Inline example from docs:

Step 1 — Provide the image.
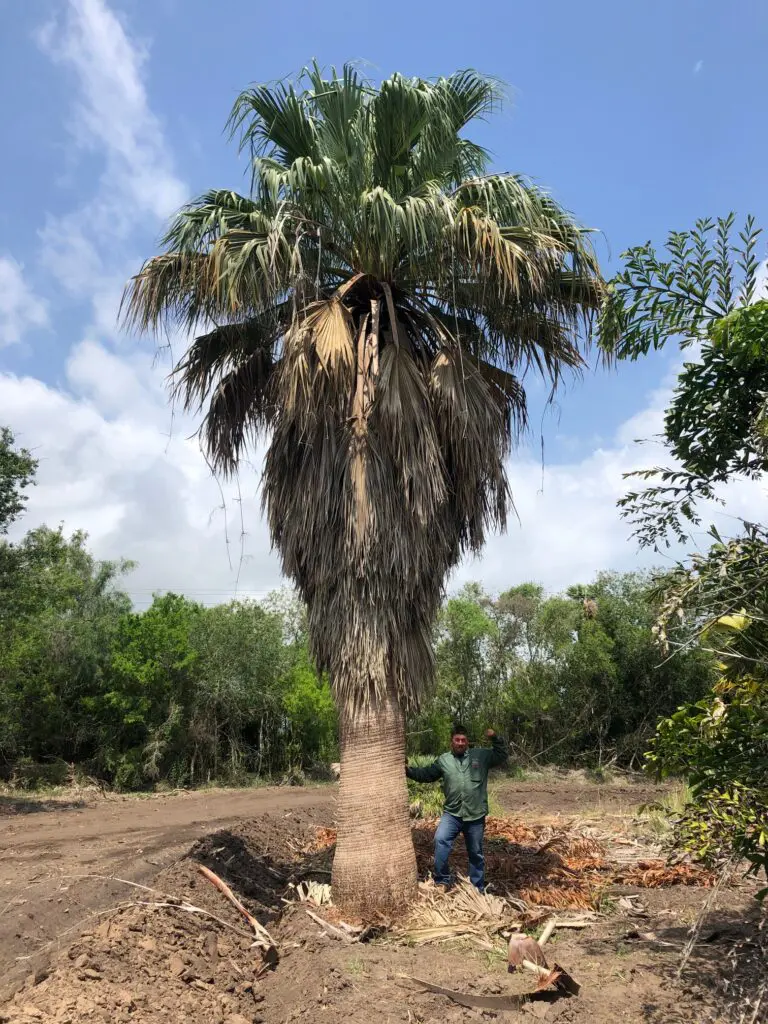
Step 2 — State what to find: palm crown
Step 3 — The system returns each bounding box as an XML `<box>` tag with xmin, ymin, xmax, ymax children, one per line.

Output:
<box><xmin>123</xmin><ymin>64</ymin><xmax>602</xmax><ymax>715</ymax></box>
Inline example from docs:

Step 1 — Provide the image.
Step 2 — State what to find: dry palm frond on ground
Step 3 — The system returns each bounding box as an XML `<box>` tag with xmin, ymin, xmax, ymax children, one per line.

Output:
<box><xmin>306</xmin><ymin>817</ymin><xmax>716</xmax><ymax>910</ymax></box>
<box><xmin>400</xmin><ymin>878</ymin><xmax>524</xmax><ymax>943</ymax></box>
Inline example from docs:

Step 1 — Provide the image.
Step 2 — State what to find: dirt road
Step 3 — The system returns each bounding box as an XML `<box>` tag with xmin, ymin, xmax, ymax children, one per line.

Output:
<box><xmin>0</xmin><ymin>786</ymin><xmax>333</xmax><ymax>998</ymax></box>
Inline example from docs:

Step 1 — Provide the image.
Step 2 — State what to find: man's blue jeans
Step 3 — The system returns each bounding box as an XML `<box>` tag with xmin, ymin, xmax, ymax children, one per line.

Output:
<box><xmin>434</xmin><ymin>812</ymin><xmax>485</xmax><ymax>891</ymax></box>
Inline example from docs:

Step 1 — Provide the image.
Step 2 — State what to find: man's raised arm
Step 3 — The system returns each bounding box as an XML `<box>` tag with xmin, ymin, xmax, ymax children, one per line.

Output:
<box><xmin>486</xmin><ymin>729</ymin><xmax>508</xmax><ymax>768</ymax></box>
<box><xmin>406</xmin><ymin>759</ymin><xmax>442</xmax><ymax>782</ymax></box>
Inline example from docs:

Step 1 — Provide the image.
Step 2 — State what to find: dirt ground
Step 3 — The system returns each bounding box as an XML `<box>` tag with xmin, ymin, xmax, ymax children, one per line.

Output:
<box><xmin>1</xmin><ymin>775</ymin><xmax>765</xmax><ymax>1023</ymax></box>
<box><xmin>0</xmin><ymin>785</ymin><xmax>331</xmax><ymax>1000</ymax></box>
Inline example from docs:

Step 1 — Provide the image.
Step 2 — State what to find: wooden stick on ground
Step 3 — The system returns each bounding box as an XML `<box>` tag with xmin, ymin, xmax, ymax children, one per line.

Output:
<box><xmin>523</xmin><ymin>959</ymin><xmax>554</xmax><ymax>977</ymax></box>
<box><xmin>136</xmin><ymin>900</ymin><xmax>254</xmax><ymax>940</ymax></box>
<box><xmin>197</xmin><ymin>865</ymin><xmax>278</xmax><ymax>964</ymax></box>
<box><xmin>305</xmin><ymin>908</ymin><xmax>356</xmax><ymax>943</ymax></box>
<box><xmin>538</xmin><ymin>918</ymin><xmax>557</xmax><ymax>947</ymax></box>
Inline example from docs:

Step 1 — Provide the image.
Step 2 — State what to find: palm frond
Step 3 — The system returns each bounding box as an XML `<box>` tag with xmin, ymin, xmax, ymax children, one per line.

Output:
<box><xmin>199</xmin><ymin>348</ymin><xmax>276</xmax><ymax>473</ymax></box>
<box><xmin>229</xmin><ymin>80</ymin><xmax>319</xmax><ymax>166</ymax></box>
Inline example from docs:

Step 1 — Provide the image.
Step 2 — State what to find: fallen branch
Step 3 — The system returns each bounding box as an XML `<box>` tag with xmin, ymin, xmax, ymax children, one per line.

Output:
<box><xmin>676</xmin><ymin>858</ymin><xmax>734</xmax><ymax>979</ymax></box>
<box><xmin>305</xmin><ymin>908</ymin><xmax>356</xmax><ymax>943</ymax></box>
<box><xmin>338</xmin><ymin>921</ymin><xmax>363</xmax><ymax>936</ymax></box>
<box><xmin>401</xmin><ymin>975</ymin><xmax>561</xmax><ymax>1011</ymax></box>
<box><xmin>624</xmin><ymin>929</ymin><xmax>679</xmax><ymax>948</ymax></box>
<box><xmin>523</xmin><ymin>958</ymin><xmax>555</xmax><ymax>977</ymax></box>
<box><xmin>62</xmin><ymin>874</ymin><xmax>179</xmax><ymax>901</ymax></box>
<box><xmin>197</xmin><ymin>865</ymin><xmax>278</xmax><ymax>966</ymax></box>
<box><xmin>406</xmin><ymin>924</ymin><xmax>493</xmax><ymax>944</ymax></box>
<box><xmin>538</xmin><ymin>918</ymin><xmax>557</xmax><ymax>946</ymax></box>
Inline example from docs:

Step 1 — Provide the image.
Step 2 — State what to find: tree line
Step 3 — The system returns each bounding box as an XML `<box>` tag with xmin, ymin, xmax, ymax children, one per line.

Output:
<box><xmin>414</xmin><ymin>575</ymin><xmax>712</xmax><ymax>770</ymax></box>
<box><xmin>0</xmin><ymin>432</ymin><xmax>712</xmax><ymax>790</ymax></box>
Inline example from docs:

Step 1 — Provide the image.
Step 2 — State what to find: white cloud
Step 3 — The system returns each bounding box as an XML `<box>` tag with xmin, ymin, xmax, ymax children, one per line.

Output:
<box><xmin>753</xmin><ymin>259</ymin><xmax>768</xmax><ymax>301</ymax></box>
<box><xmin>3</xmin><ymin>342</ymin><xmax>279</xmax><ymax>607</ymax></box>
<box><xmin>36</xmin><ymin>0</ymin><xmax>187</xmax><ymax>331</ymax></box>
<box><xmin>454</xmin><ymin>382</ymin><xmax>768</xmax><ymax>595</ymax></box>
<box><xmin>37</xmin><ymin>0</ymin><xmax>186</xmax><ymax>221</ymax></box>
<box><xmin>0</xmin><ymin>257</ymin><xmax>49</xmax><ymax>346</ymax></box>
<box><xmin>693</xmin><ymin>60</ymin><xmax>704</xmax><ymax>75</ymax></box>
<box><xmin>4</xmin><ymin>344</ymin><xmax>767</xmax><ymax>609</ymax></box>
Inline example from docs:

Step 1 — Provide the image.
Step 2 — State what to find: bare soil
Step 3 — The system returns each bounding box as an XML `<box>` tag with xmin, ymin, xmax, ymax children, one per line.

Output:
<box><xmin>0</xmin><ymin>786</ymin><xmax>331</xmax><ymax>1000</ymax></box>
<box><xmin>1</xmin><ymin>777</ymin><xmax>765</xmax><ymax>1024</ymax></box>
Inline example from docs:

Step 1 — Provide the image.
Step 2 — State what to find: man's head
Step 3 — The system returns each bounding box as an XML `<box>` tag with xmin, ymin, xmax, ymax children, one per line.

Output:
<box><xmin>450</xmin><ymin>725</ymin><xmax>469</xmax><ymax>756</ymax></box>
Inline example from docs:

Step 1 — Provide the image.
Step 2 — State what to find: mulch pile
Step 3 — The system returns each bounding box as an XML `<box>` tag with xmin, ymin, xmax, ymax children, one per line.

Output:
<box><xmin>305</xmin><ymin>817</ymin><xmax>716</xmax><ymax>910</ymax></box>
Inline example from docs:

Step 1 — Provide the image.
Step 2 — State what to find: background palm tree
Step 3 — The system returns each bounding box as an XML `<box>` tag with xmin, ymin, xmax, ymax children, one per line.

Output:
<box><xmin>123</xmin><ymin>63</ymin><xmax>603</xmax><ymax>915</ymax></box>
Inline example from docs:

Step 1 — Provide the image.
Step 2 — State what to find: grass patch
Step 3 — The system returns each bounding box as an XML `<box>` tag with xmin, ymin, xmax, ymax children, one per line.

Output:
<box><xmin>346</xmin><ymin>956</ymin><xmax>366</xmax><ymax>978</ymax></box>
<box><xmin>406</xmin><ymin>755</ymin><xmax>445</xmax><ymax>818</ymax></box>
<box><xmin>597</xmin><ymin>891</ymin><xmax>619</xmax><ymax>916</ymax></box>
<box><xmin>478</xmin><ymin>945</ymin><xmax>508</xmax><ymax>971</ymax></box>
<box><xmin>639</xmin><ymin>781</ymin><xmax>692</xmax><ymax>840</ymax></box>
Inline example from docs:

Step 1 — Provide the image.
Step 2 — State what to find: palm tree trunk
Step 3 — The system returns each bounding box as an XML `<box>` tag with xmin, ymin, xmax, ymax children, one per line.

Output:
<box><xmin>331</xmin><ymin>684</ymin><xmax>417</xmax><ymax>916</ymax></box>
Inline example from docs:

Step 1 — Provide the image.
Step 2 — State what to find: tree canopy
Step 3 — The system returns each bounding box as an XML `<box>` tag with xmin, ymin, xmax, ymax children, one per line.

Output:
<box><xmin>0</xmin><ymin>427</ymin><xmax>37</xmax><ymax>534</ymax></box>
<box><xmin>122</xmin><ymin>64</ymin><xmax>603</xmax><ymax>716</ymax></box>
<box><xmin>601</xmin><ymin>212</ymin><xmax>768</xmax><ymax>890</ymax></box>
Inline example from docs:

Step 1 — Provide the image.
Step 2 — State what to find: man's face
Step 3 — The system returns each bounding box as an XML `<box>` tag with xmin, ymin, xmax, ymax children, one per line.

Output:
<box><xmin>451</xmin><ymin>733</ymin><xmax>469</xmax><ymax>756</ymax></box>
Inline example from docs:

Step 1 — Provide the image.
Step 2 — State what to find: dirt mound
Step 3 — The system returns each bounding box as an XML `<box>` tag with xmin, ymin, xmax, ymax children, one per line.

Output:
<box><xmin>2</xmin><ymin>892</ymin><xmax>264</xmax><ymax>1024</ymax></box>
<box><xmin>0</xmin><ymin>808</ymin><xmax>485</xmax><ymax>1024</ymax></box>
<box><xmin>0</xmin><ymin>809</ymin><xmax>329</xmax><ymax>1024</ymax></box>
<box><xmin>187</xmin><ymin>807</ymin><xmax>328</xmax><ymax>914</ymax></box>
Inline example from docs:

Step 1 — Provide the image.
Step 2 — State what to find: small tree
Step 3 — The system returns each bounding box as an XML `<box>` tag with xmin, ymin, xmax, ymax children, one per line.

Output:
<box><xmin>600</xmin><ymin>214</ymin><xmax>765</xmax><ymax>547</ymax></box>
<box><xmin>600</xmin><ymin>213</ymin><xmax>768</xmax><ymax>890</ymax></box>
<box><xmin>0</xmin><ymin>526</ymin><xmax>132</xmax><ymax>766</ymax></box>
<box><xmin>0</xmin><ymin>427</ymin><xmax>37</xmax><ymax>534</ymax></box>
<box><xmin>648</xmin><ymin>531</ymin><xmax>768</xmax><ymax>892</ymax></box>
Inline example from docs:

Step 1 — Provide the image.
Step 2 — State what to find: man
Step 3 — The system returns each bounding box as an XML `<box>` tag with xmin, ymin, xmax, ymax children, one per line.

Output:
<box><xmin>406</xmin><ymin>725</ymin><xmax>507</xmax><ymax>891</ymax></box>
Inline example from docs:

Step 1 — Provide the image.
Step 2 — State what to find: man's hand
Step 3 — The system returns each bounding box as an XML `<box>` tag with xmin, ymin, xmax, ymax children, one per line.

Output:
<box><xmin>486</xmin><ymin>729</ymin><xmax>496</xmax><ymax>739</ymax></box>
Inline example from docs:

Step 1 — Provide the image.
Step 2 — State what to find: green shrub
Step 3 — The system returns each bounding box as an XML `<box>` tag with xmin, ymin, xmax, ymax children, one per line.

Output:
<box><xmin>406</xmin><ymin>754</ymin><xmax>444</xmax><ymax>818</ymax></box>
<box><xmin>649</xmin><ymin>601</ymin><xmax>768</xmax><ymax>895</ymax></box>
<box><xmin>9</xmin><ymin>757</ymin><xmax>70</xmax><ymax>790</ymax></box>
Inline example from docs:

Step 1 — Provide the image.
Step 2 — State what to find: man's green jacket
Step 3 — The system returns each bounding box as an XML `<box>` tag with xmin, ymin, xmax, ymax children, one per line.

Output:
<box><xmin>406</xmin><ymin>735</ymin><xmax>507</xmax><ymax>821</ymax></box>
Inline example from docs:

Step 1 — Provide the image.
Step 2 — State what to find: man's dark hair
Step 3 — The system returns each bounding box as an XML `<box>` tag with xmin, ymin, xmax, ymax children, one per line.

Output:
<box><xmin>451</xmin><ymin>724</ymin><xmax>469</xmax><ymax>738</ymax></box>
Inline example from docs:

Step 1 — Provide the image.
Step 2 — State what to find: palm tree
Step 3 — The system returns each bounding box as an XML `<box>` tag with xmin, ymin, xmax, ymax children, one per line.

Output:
<box><xmin>123</xmin><ymin>64</ymin><xmax>603</xmax><ymax>915</ymax></box>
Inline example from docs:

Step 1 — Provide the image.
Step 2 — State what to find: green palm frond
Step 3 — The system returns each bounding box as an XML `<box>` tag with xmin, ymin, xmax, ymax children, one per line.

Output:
<box><xmin>123</xmin><ymin>63</ymin><xmax>603</xmax><ymax>713</ymax></box>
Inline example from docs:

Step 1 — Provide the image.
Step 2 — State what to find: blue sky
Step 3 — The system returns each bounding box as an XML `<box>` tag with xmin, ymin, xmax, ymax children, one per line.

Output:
<box><xmin>1</xmin><ymin>0</ymin><xmax>767</xmax><ymax>604</ymax></box>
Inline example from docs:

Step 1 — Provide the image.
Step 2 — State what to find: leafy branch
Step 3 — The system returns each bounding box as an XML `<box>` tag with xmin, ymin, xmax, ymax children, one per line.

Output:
<box><xmin>600</xmin><ymin>214</ymin><xmax>762</xmax><ymax>361</ymax></box>
<box><xmin>600</xmin><ymin>215</ymin><xmax>766</xmax><ymax>547</ymax></box>
<box><xmin>617</xmin><ymin>467</ymin><xmax>720</xmax><ymax>549</ymax></box>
